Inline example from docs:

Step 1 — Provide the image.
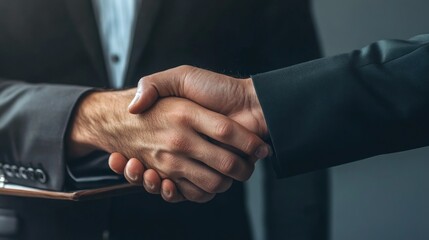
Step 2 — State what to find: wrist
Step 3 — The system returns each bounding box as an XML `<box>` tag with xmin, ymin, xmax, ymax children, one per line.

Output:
<box><xmin>67</xmin><ymin>90</ymin><xmax>130</xmax><ymax>158</ymax></box>
<box><xmin>67</xmin><ymin>91</ymin><xmax>101</xmax><ymax>159</ymax></box>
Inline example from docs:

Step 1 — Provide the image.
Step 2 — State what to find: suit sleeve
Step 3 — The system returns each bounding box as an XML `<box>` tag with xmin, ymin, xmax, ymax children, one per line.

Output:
<box><xmin>252</xmin><ymin>34</ymin><xmax>429</xmax><ymax>178</ymax></box>
<box><xmin>0</xmin><ymin>80</ymin><xmax>92</xmax><ymax>190</ymax></box>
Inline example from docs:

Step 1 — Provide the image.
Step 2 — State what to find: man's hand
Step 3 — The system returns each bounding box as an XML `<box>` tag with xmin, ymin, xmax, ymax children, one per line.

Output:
<box><xmin>109</xmin><ymin>154</ymin><xmax>185</xmax><ymax>202</ymax></box>
<box><xmin>68</xmin><ymin>89</ymin><xmax>269</xmax><ymax>202</ymax></box>
<box><xmin>129</xmin><ymin>65</ymin><xmax>268</xmax><ymax>138</ymax></box>
<box><xmin>109</xmin><ymin>66</ymin><xmax>271</xmax><ymax>202</ymax></box>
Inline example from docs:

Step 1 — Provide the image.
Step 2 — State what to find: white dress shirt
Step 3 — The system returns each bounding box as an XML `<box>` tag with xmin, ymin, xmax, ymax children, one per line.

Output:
<box><xmin>92</xmin><ymin>0</ymin><xmax>140</xmax><ymax>89</ymax></box>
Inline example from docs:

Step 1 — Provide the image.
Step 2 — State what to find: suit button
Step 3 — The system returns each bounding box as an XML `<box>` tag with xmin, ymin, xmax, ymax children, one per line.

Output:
<box><xmin>3</xmin><ymin>164</ymin><xmax>13</xmax><ymax>178</ymax></box>
<box><xmin>111</xmin><ymin>54</ymin><xmax>120</xmax><ymax>63</ymax></box>
<box><xmin>26</xmin><ymin>168</ymin><xmax>35</xmax><ymax>181</ymax></box>
<box><xmin>35</xmin><ymin>169</ymin><xmax>47</xmax><ymax>183</ymax></box>
<box><xmin>11</xmin><ymin>165</ymin><xmax>20</xmax><ymax>178</ymax></box>
<box><xmin>19</xmin><ymin>167</ymin><xmax>28</xmax><ymax>180</ymax></box>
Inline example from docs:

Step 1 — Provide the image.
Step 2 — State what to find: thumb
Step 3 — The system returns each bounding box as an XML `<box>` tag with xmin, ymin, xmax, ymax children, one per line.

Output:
<box><xmin>128</xmin><ymin>70</ymin><xmax>182</xmax><ymax>114</ymax></box>
<box><xmin>128</xmin><ymin>78</ymin><xmax>159</xmax><ymax>114</ymax></box>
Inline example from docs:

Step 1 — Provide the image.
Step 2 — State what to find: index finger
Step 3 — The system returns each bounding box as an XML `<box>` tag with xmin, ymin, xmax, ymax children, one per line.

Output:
<box><xmin>191</xmin><ymin>107</ymin><xmax>270</xmax><ymax>161</ymax></box>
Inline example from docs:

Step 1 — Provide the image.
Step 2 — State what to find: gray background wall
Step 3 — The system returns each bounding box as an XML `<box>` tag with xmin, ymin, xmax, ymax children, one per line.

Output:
<box><xmin>246</xmin><ymin>0</ymin><xmax>429</xmax><ymax>239</ymax></box>
<box><xmin>312</xmin><ymin>0</ymin><xmax>429</xmax><ymax>239</ymax></box>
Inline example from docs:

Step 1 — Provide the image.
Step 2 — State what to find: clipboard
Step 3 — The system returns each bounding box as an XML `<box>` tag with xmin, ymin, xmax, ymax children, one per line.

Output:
<box><xmin>0</xmin><ymin>181</ymin><xmax>142</xmax><ymax>201</ymax></box>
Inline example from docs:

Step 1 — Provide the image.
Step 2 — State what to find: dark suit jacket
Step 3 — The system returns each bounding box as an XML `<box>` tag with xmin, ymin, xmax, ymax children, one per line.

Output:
<box><xmin>253</xmin><ymin>34</ymin><xmax>429</xmax><ymax>177</ymax></box>
<box><xmin>0</xmin><ymin>0</ymin><xmax>325</xmax><ymax>239</ymax></box>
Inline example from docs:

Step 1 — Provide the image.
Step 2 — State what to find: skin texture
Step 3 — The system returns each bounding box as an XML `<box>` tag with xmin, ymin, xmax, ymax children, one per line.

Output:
<box><xmin>68</xmin><ymin>87</ymin><xmax>269</xmax><ymax>203</ymax></box>
<box><xmin>109</xmin><ymin>66</ymin><xmax>269</xmax><ymax>202</ymax></box>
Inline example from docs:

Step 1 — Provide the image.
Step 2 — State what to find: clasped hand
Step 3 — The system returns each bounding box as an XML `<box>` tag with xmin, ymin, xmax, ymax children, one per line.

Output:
<box><xmin>105</xmin><ymin>66</ymin><xmax>270</xmax><ymax>202</ymax></box>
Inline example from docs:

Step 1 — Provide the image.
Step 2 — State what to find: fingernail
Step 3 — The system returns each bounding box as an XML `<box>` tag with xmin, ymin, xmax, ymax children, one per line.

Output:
<box><xmin>163</xmin><ymin>188</ymin><xmax>171</xmax><ymax>198</ymax></box>
<box><xmin>255</xmin><ymin>145</ymin><xmax>269</xmax><ymax>159</ymax></box>
<box><xmin>128</xmin><ymin>91</ymin><xmax>141</xmax><ymax>109</ymax></box>
<box><xmin>126</xmin><ymin>168</ymin><xmax>138</xmax><ymax>181</ymax></box>
<box><xmin>144</xmin><ymin>178</ymin><xmax>154</xmax><ymax>190</ymax></box>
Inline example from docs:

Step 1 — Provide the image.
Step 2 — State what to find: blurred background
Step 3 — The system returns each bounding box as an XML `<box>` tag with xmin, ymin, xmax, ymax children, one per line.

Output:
<box><xmin>246</xmin><ymin>0</ymin><xmax>429</xmax><ymax>239</ymax></box>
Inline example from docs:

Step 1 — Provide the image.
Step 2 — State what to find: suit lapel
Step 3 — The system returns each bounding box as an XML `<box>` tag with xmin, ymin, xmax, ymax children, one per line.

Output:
<box><xmin>64</xmin><ymin>0</ymin><xmax>109</xmax><ymax>86</ymax></box>
<box><xmin>124</xmin><ymin>0</ymin><xmax>164</xmax><ymax>86</ymax></box>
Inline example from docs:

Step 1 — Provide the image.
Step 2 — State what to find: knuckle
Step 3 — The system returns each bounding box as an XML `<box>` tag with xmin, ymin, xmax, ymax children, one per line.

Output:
<box><xmin>177</xmin><ymin>65</ymin><xmax>193</xmax><ymax>72</ymax></box>
<box><xmin>173</xmin><ymin>103</ymin><xmax>187</xmax><ymax>114</ymax></box>
<box><xmin>139</xmin><ymin>75</ymin><xmax>154</xmax><ymax>84</ymax></box>
<box><xmin>175</xmin><ymin>111</ymin><xmax>191</xmax><ymax>125</ymax></box>
<box><xmin>159</xmin><ymin>153</ymin><xmax>183</xmax><ymax>175</ymax></box>
<box><xmin>242</xmin><ymin>135</ymin><xmax>260</xmax><ymax>155</ymax></box>
<box><xmin>214</xmin><ymin>119</ymin><xmax>234</xmax><ymax>139</ymax></box>
<box><xmin>167</xmin><ymin>134</ymin><xmax>191</xmax><ymax>153</ymax></box>
<box><xmin>218</xmin><ymin>154</ymin><xmax>238</xmax><ymax>176</ymax></box>
<box><xmin>206</xmin><ymin>175</ymin><xmax>233</xmax><ymax>193</ymax></box>
<box><xmin>170</xmin><ymin>107</ymin><xmax>192</xmax><ymax>124</ymax></box>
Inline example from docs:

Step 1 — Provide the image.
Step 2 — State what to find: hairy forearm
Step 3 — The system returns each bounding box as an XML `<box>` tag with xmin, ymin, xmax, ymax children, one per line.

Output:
<box><xmin>67</xmin><ymin>90</ymin><xmax>134</xmax><ymax>159</ymax></box>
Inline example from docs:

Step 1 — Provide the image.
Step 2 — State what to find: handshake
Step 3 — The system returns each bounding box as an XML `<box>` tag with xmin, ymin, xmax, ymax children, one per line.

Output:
<box><xmin>67</xmin><ymin>36</ymin><xmax>429</xmax><ymax>204</ymax></box>
<box><xmin>68</xmin><ymin>66</ymin><xmax>271</xmax><ymax>203</ymax></box>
